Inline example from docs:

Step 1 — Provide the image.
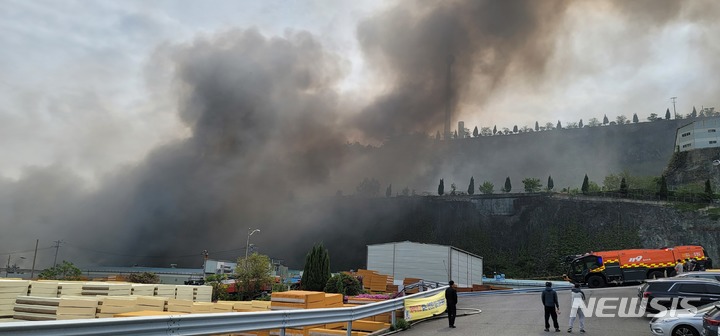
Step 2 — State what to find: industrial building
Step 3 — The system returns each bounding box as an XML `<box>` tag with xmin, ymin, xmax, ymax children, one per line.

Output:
<box><xmin>366</xmin><ymin>241</ymin><xmax>483</xmax><ymax>287</ymax></box>
<box><xmin>675</xmin><ymin>118</ymin><xmax>720</xmax><ymax>152</ymax></box>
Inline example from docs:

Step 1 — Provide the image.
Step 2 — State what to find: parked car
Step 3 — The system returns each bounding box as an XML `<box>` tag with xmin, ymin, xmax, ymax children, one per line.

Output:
<box><xmin>650</xmin><ymin>302</ymin><xmax>715</xmax><ymax>336</ymax></box>
<box><xmin>703</xmin><ymin>304</ymin><xmax>720</xmax><ymax>336</ymax></box>
<box><xmin>675</xmin><ymin>271</ymin><xmax>720</xmax><ymax>282</ymax></box>
<box><xmin>638</xmin><ymin>278</ymin><xmax>720</xmax><ymax>313</ymax></box>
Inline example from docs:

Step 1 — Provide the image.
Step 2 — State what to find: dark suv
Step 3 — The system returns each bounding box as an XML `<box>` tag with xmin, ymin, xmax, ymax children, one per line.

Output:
<box><xmin>638</xmin><ymin>278</ymin><xmax>720</xmax><ymax>312</ymax></box>
<box><xmin>703</xmin><ymin>304</ymin><xmax>720</xmax><ymax>336</ymax></box>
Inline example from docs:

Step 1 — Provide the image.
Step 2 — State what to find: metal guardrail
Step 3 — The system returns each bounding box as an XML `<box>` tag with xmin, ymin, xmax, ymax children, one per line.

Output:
<box><xmin>0</xmin><ymin>286</ymin><xmax>448</xmax><ymax>336</ymax></box>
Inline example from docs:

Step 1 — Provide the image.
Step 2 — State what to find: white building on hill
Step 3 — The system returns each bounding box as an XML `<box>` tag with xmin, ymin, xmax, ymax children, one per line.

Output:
<box><xmin>676</xmin><ymin>118</ymin><xmax>720</xmax><ymax>152</ymax></box>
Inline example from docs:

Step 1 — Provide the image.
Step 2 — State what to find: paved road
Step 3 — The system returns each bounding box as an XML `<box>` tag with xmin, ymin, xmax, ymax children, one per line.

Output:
<box><xmin>404</xmin><ymin>286</ymin><xmax>652</xmax><ymax>336</ymax></box>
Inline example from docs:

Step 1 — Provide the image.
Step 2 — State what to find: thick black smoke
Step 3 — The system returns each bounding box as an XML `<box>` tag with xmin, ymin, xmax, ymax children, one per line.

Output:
<box><xmin>3</xmin><ymin>0</ymin><xmax>720</xmax><ymax>271</ymax></box>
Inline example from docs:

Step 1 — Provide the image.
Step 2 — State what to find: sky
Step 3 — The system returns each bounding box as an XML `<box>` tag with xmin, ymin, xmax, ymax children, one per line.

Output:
<box><xmin>2</xmin><ymin>0</ymin><xmax>720</xmax><ymax>269</ymax></box>
<box><xmin>1</xmin><ymin>0</ymin><xmax>718</xmax><ymax>183</ymax></box>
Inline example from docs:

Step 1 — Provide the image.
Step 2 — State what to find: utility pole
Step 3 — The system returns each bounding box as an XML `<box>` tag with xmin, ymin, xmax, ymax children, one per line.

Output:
<box><xmin>30</xmin><ymin>239</ymin><xmax>38</xmax><ymax>279</ymax></box>
<box><xmin>671</xmin><ymin>97</ymin><xmax>678</xmax><ymax>119</ymax></box>
<box><xmin>52</xmin><ymin>240</ymin><xmax>63</xmax><ymax>267</ymax></box>
<box><xmin>201</xmin><ymin>250</ymin><xmax>209</xmax><ymax>280</ymax></box>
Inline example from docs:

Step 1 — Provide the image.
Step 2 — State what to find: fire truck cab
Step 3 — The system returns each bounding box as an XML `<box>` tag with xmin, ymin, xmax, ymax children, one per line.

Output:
<box><xmin>564</xmin><ymin>246</ymin><xmax>708</xmax><ymax>288</ymax></box>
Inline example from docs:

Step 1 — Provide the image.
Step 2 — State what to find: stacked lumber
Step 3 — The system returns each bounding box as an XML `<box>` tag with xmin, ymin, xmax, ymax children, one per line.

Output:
<box><xmin>213</xmin><ymin>301</ymin><xmax>234</xmax><ymax>313</ymax></box>
<box><xmin>219</xmin><ymin>300</ymin><xmax>270</xmax><ymax>312</ymax></box>
<box><xmin>82</xmin><ymin>282</ymin><xmax>131</xmax><ymax>296</ymax></box>
<box><xmin>96</xmin><ymin>296</ymin><xmax>138</xmax><ymax>318</ymax></box>
<box><xmin>130</xmin><ymin>284</ymin><xmax>156</xmax><ymax>296</ymax></box>
<box><xmin>166</xmin><ymin>298</ymin><xmax>194</xmax><ymax>313</ymax></box>
<box><xmin>29</xmin><ymin>281</ymin><xmax>59</xmax><ymax>297</ymax></box>
<box><xmin>323</xmin><ymin>294</ymin><xmax>343</xmax><ymax>308</ymax></box>
<box><xmin>58</xmin><ymin>282</ymin><xmax>83</xmax><ymax>296</ymax></box>
<box><xmin>0</xmin><ymin>280</ymin><xmax>30</xmax><ymax>319</ymax></box>
<box><xmin>155</xmin><ymin>284</ymin><xmax>176</xmax><ymax>298</ymax></box>
<box><xmin>194</xmin><ymin>285</ymin><xmax>212</xmax><ymax>302</ymax></box>
<box><xmin>135</xmin><ymin>296</ymin><xmax>167</xmax><ymax>312</ymax></box>
<box><xmin>252</xmin><ymin>300</ymin><xmax>271</xmax><ymax>310</ymax></box>
<box><xmin>402</xmin><ymin>278</ymin><xmax>422</xmax><ymax>294</ymax></box>
<box><xmin>114</xmin><ymin>310</ymin><xmax>187</xmax><ymax>317</ymax></box>
<box><xmin>270</xmin><ymin>291</ymin><xmax>326</xmax><ymax>310</ymax></box>
<box><xmin>369</xmin><ymin>274</ymin><xmax>388</xmax><ymax>293</ymax></box>
<box><xmin>356</xmin><ymin>270</ymin><xmax>392</xmax><ymax>293</ymax></box>
<box><xmin>355</xmin><ymin>270</ymin><xmax>377</xmax><ymax>292</ymax></box>
<box><xmin>175</xmin><ymin>285</ymin><xmax>195</xmax><ymax>300</ymax></box>
<box><xmin>190</xmin><ymin>302</ymin><xmax>214</xmax><ymax>313</ymax></box>
<box><xmin>13</xmin><ymin>295</ymin><xmax>98</xmax><ymax>321</ymax></box>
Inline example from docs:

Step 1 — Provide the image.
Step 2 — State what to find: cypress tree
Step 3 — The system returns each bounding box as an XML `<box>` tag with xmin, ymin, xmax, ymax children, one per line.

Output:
<box><xmin>658</xmin><ymin>175</ymin><xmax>668</xmax><ymax>199</ymax></box>
<box><xmin>633</xmin><ymin>113</ymin><xmax>639</xmax><ymax>123</ymax></box>
<box><xmin>603</xmin><ymin>115</ymin><xmax>609</xmax><ymax>125</ymax></box>
<box><xmin>493</xmin><ymin>125</ymin><xmax>497</xmax><ymax>135</ymax></box>
<box><xmin>300</xmin><ymin>243</ymin><xmax>330</xmax><ymax>291</ymax></box>
<box><xmin>579</xmin><ymin>119</ymin><xmax>584</xmax><ymax>128</ymax></box>
<box><xmin>665</xmin><ymin>108</ymin><xmax>671</xmax><ymax>120</ymax></box>
<box><xmin>504</xmin><ymin>177</ymin><xmax>512</xmax><ymax>193</ymax></box>
<box><xmin>547</xmin><ymin>175</ymin><xmax>554</xmax><ymax>191</ymax></box>
<box><xmin>581</xmin><ymin>174</ymin><xmax>589</xmax><ymax>194</ymax></box>
<box><xmin>620</xmin><ymin>177</ymin><xmax>628</xmax><ymax>195</ymax></box>
<box><xmin>385</xmin><ymin>184</ymin><xmax>392</xmax><ymax>198</ymax></box>
<box><xmin>556</xmin><ymin>120</ymin><xmax>562</xmax><ymax>129</ymax></box>
<box><xmin>535</xmin><ymin>121</ymin><xmax>539</xmax><ymax>131</ymax></box>
<box><xmin>473</xmin><ymin>126</ymin><xmax>479</xmax><ymax>137</ymax></box>
<box><xmin>468</xmin><ymin>177</ymin><xmax>475</xmax><ymax>195</ymax></box>
<box><xmin>692</xmin><ymin>106</ymin><xmax>698</xmax><ymax>118</ymax></box>
<box><xmin>438</xmin><ymin>179</ymin><xmax>444</xmax><ymax>196</ymax></box>
<box><xmin>513</xmin><ymin>125</ymin><xmax>518</xmax><ymax>133</ymax></box>
<box><xmin>706</xmin><ymin>179</ymin><xmax>713</xmax><ymax>202</ymax></box>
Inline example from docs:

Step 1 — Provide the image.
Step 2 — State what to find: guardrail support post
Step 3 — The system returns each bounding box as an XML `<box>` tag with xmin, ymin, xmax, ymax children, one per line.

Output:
<box><xmin>280</xmin><ymin>327</ymin><xmax>286</xmax><ymax>336</ymax></box>
<box><xmin>391</xmin><ymin>309</ymin><xmax>396</xmax><ymax>326</ymax></box>
<box><xmin>346</xmin><ymin>320</ymin><xmax>352</xmax><ymax>336</ymax></box>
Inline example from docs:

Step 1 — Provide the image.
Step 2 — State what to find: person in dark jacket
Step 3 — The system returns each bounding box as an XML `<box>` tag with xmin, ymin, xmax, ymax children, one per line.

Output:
<box><xmin>445</xmin><ymin>280</ymin><xmax>458</xmax><ymax>328</ymax></box>
<box><xmin>541</xmin><ymin>281</ymin><xmax>560</xmax><ymax>332</ymax></box>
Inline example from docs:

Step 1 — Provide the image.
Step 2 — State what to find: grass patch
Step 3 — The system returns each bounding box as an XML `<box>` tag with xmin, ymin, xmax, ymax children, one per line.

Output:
<box><xmin>672</xmin><ymin>203</ymin><xmax>707</xmax><ymax>212</ymax></box>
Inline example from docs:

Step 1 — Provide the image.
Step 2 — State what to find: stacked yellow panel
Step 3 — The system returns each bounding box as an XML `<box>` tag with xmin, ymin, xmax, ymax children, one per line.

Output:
<box><xmin>270</xmin><ymin>291</ymin><xmax>325</xmax><ymax>310</ymax></box>
<box><xmin>130</xmin><ymin>284</ymin><xmax>156</xmax><ymax>296</ymax></box>
<box><xmin>212</xmin><ymin>302</ymin><xmax>234</xmax><ymax>313</ymax></box>
<box><xmin>29</xmin><ymin>281</ymin><xmax>59</xmax><ymax>297</ymax></box>
<box><xmin>155</xmin><ymin>284</ymin><xmax>176</xmax><ymax>298</ymax></box>
<box><xmin>96</xmin><ymin>296</ymin><xmax>138</xmax><ymax>318</ymax></box>
<box><xmin>175</xmin><ymin>285</ymin><xmax>195</xmax><ymax>300</ymax></box>
<box><xmin>369</xmin><ymin>275</ymin><xmax>388</xmax><ymax>292</ymax></box>
<box><xmin>166</xmin><ymin>298</ymin><xmax>194</xmax><ymax>313</ymax></box>
<box><xmin>82</xmin><ymin>282</ymin><xmax>132</xmax><ymax>296</ymax></box>
<box><xmin>58</xmin><ymin>282</ymin><xmax>83</xmax><ymax>296</ymax></box>
<box><xmin>13</xmin><ymin>296</ymin><xmax>98</xmax><ymax>321</ymax></box>
<box><xmin>0</xmin><ymin>280</ymin><xmax>29</xmax><ymax>319</ymax></box>
<box><xmin>190</xmin><ymin>302</ymin><xmax>215</xmax><ymax>313</ymax></box>
<box><xmin>194</xmin><ymin>285</ymin><xmax>213</xmax><ymax>302</ymax></box>
<box><xmin>135</xmin><ymin>296</ymin><xmax>167</xmax><ymax>312</ymax></box>
<box><xmin>323</xmin><ymin>294</ymin><xmax>343</xmax><ymax>308</ymax></box>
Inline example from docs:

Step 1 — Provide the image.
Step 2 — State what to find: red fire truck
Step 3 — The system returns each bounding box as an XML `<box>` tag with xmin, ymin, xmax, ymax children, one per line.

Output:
<box><xmin>563</xmin><ymin>245</ymin><xmax>709</xmax><ymax>288</ymax></box>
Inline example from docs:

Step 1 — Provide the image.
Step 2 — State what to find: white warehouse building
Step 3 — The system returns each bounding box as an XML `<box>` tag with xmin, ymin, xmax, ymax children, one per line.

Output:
<box><xmin>675</xmin><ymin>118</ymin><xmax>720</xmax><ymax>152</ymax></box>
<box><xmin>366</xmin><ymin>241</ymin><xmax>483</xmax><ymax>287</ymax></box>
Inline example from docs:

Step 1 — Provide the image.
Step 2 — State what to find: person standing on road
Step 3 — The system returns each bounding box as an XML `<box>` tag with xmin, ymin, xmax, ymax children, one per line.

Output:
<box><xmin>567</xmin><ymin>283</ymin><xmax>586</xmax><ymax>333</ymax></box>
<box><xmin>675</xmin><ymin>259</ymin><xmax>684</xmax><ymax>275</ymax></box>
<box><xmin>541</xmin><ymin>281</ymin><xmax>560</xmax><ymax>332</ymax></box>
<box><xmin>445</xmin><ymin>280</ymin><xmax>458</xmax><ymax>328</ymax></box>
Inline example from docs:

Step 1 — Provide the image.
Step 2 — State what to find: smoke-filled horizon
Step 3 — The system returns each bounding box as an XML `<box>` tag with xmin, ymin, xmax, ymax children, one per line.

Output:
<box><xmin>2</xmin><ymin>0</ymin><xmax>720</xmax><ymax>270</ymax></box>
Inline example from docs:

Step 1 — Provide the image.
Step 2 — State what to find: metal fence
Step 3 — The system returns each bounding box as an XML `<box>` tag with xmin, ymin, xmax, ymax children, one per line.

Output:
<box><xmin>0</xmin><ymin>286</ymin><xmax>447</xmax><ymax>336</ymax></box>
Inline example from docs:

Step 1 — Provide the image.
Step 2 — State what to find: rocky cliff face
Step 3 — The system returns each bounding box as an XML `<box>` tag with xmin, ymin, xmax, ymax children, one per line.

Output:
<box><xmin>304</xmin><ymin>195</ymin><xmax>720</xmax><ymax>278</ymax></box>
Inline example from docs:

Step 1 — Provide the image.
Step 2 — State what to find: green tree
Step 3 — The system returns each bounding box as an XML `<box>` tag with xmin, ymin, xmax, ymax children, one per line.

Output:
<box><xmin>556</xmin><ymin>120</ymin><xmax>562</xmax><ymax>129</ymax></box>
<box><xmin>616</xmin><ymin>115</ymin><xmax>628</xmax><ymax>124</ymax></box>
<box><xmin>588</xmin><ymin>118</ymin><xmax>601</xmax><ymax>127</ymax></box>
<box><xmin>438</xmin><ymin>179</ymin><xmax>444</xmax><ymax>195</ymax></box>
<box><xmin>479</xmin><ymin>181</ymin><xmax>494</xmax><ymax>194</ymax></box>
<box><xmin>385</xmin><ymin>184</ymin><xmax>392</xmax><ymax>198</ymax></box>
<box><xmin>633</xmin><ymin>113</ymin><xmax>639</xmax><ymax>123</ymax></box>
<box><xmin>205</xmin><ymin>274</ymin><xmax>231</xmax><ymax>301</ymax></box>
<box><xmin>324</xmin><ymin>273</ymin><xmax>362</xmax><ymax>296</ymax></box>
<box><xmin>658</xmin><ymin>175</ymin><xmax>668</xmax><ymax>199</ymax></box>
<box><xmin>522</xmin><ymin>178</ymin><xmax>543</xmax><ymax>193</ymax></box>
<box><xmin>706</xmin><ymin>179</ymin><xmax>714</xmax><ymax>201</ymax></box>
<box><xmin>547</xmin><ymin>175</ymin><xmax>554</xmax><ymax>191</ymax></box>
<box><xmin>665</xmin><ymin>108</ymin><xmax>671</xmax><ymax>120</ymax></box>
<box><xmin>513</xmin><ymin>125</ymin><xmax>518</xmax><ymax>133</ymax></box>
<box><xmin>535</xmin><ymin>121</ymin><xmax>539</xmax><ymax>131</ymax></box>
<box><xmin>127</xmin><ymin>272</ymin><xmax>160</xmax><ymax>284</ymax></box>
<box><xmin>581</xmin><ymin>174</ymin><xmax>589</xmax><ymax>194</ymax></box>
<box><xmin>300</xmin><ymin>244</ymin><xmax>330</xmax><ymax>292</ymax></box>
<box><xmin>468</xmin><ymin>176</ymin><xmax>475</xmax><ymax>195</ymax></box>
<box><xmin>647</xmin><ymin>113</ymin><xmax>659</xmax><ymax>121</ymax></box>
<box><xmin>503</xmin><ymin>177</ymin><xmax>512</xmax><ymax>193</ymax></box>
<box><xmin>619</xmin><ymin>177</ymin><xmax>628</xmax><ymax>195</ymax></box>
<box><xmin>493</xmin><ymin>125</ymin><xmax>497</xmax><ymax>134</ymax></box>
<box><xmin>38</xmin><ymin>261</ymin><xmax>82</xmax><ymax>281</ymax></box>
<box><xmin>578</xmin><ymin>119</ymin><xmax>584</xmax><ymax>128</ymax></box>
<box><xmin>401</xmin><ymin>186</ymin><xmax>410</xmax><ymax>196</ymax></box>
<box><xmin>473</xmin><ymin>126</ymin><xmax>479</xmax><ymax>137</ymax></box>
<box><xmin>236</xmin><ymin>253</ymin><xmax>273</xmax><ymax>300</ymax></box>
<box><xmin>603</xmin><ymin>115</ymin><xmax>609</xmax><ymax>125</ymax></box>
<box><xmin>450</xmin><ymin>183</ymin><xmax>457</xmax><ymax>195</ymax></box>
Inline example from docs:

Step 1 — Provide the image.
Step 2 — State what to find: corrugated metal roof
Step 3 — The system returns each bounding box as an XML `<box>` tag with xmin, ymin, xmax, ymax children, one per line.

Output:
<box><xmin>82</xmin><ymin>266</ymin><xmax>202</xmax><ymax>275</ymax></box>
<box><xmin>367</xmin><ymin>241</ymin><xmax>483</xmax><ymax>259</ymax></box>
